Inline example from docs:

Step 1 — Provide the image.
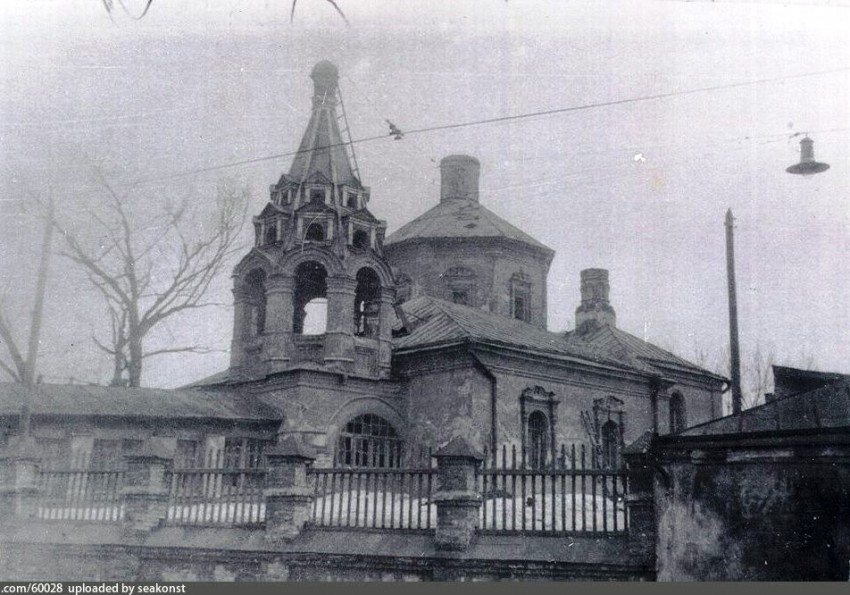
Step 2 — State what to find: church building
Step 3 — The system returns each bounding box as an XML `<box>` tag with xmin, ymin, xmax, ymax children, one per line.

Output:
<box><xmin>0</xmin><ymin>61</ymin><xmax>725</xmax><ymax>472</ymax></box>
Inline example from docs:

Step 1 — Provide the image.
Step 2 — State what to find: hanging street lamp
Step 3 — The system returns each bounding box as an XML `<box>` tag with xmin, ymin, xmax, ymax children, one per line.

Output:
<box><xmin>786</xmin><ymin>136</ymin><xmax>830</xmax><ymax>176</ymax></box>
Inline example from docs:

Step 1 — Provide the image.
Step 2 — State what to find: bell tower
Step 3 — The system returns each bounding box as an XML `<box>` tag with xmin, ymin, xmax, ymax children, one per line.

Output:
<box><xmin>230</xmin><ymin>61</ymin><xmax>395</xmax><ymax>380</ymax></box>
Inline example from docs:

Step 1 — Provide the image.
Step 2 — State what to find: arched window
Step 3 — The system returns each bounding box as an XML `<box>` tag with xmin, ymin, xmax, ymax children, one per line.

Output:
<box><xmin>444</xmin><ymin>266</ymin><xmax>476</xmax><ymax>306</ymax></box>
<box><xmin>293</xmin><ymin>261</ymin><xmax>328</xmax><ymax>335</ymax></box>
<box><xmin>352</xmin><ymin>229</ymin><xmax>369</xmax><ymax>250</ymax></box>
<box><xmin>265</xmin><ymin>224</ymin><xmax>277</xmax><ymax>245</ymax></box>
<box><xmin>509</xmin><ymin>272</ymin><xmax>532</xmax><ymax>323</ymax></box>
<box><xmin>245</xmin><ymin>269</ymin><xmax>266</xmax><ymax>335</ymax></box>
<box><xmin>354</xmin><ymin>268</ymin><xmax>381</xmax><ymax>337</ymax></box>
<box><xmin>669</xmin><ymin>391</ymin><xmax>687</xmax><ymax>433</ymax></box>
<box><xmin>600</xmin><ymin>420</ymin><xmax>622</xmax><ymax>469</ymax></box>
<box><xmin>528</xmin><ymin>411</ymin><xmax>549</xmax><ymax>469</ymax></box>
<box><xmin>336</xmin><ymin>414</ymin><xmax>401</xmax><ymax>468</ymax></box>
<box><xmin>305</xmin><ymin>223</ymin><xmax>325</xmax><ymax>242</ymax></box>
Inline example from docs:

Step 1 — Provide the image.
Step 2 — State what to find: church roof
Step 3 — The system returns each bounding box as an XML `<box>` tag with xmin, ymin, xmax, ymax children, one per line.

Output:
<box><xmin>394</xmin><ymin>297</ymin><xmax>724</xmax><ymax>383</ymax></box>
<box><xmin>0</xmin><ymin>383</ymin><xmax>280</xmax><ymax>422</ymax></box>
<box><xmin>394</xmin><ymin>297</ymin><xmax>634</xmax><ymax>371</ymax></box>
<box><xmin>384</xmin><ymin>200</ymin><xmax>554</xmax><ymax>256</ymax></box>
<box><xmin>563</xmin><ymin>325</ymin><xmax>727</xmax><ymax>382</ymax></box>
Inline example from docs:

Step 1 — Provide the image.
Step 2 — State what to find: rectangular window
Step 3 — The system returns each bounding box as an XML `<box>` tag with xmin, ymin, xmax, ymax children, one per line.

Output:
<box><xmin>223</xmin><ymin>437</ymin><xmax>269</xmax><ymax>468</ymax></box>
<box><xmin>309</xmin><ymin>188</ymin><xmax>326</xmax><ymax>203</ymax></box>
<box><xmin>513</xmin><ymin>295</ymin><xmax>530</xmax><ymax>322</ymax></box>
<box><xmin>452</xmin><ymin>290</ymin><xmax>469</xmax><ymax>305</ymax></box>
<box><xmin>175</xmin><ymin>439</ymin><xmax>200</xmax><ymax>468</ymax></box>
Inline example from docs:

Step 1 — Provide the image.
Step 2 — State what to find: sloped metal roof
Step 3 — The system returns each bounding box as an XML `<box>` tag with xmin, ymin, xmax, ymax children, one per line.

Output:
<box><xmin>394</xmin><ymin>297</ymin><xmax>631</xmax><ymax>370</ymax></box>
<box><xmin>394</xmin><ymin>297</ymin><xmax>724</xmax><ymax>383</ymax></box>
<box><xmin>384</xmin><ymin>200</ymin><xmax>553</xmax><ymax>255</ymax></box>
<box><xmin>679</xmin><ymin>378</ymin><xmax>850</xmax><ymax>436</ymax></box>
<box><xmin>0</xmin><ymin>383</ymin><xmax>281</xmax><ymax>421</ymax></box>
<box><xmin>563</xmin><ymin>325</ymin><xmax>726</xmax><ymax>381</ymax></box>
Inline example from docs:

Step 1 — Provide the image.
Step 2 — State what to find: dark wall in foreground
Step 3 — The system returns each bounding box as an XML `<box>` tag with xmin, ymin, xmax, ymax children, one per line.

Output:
<box><xmin>653</xmin><ymin>432</ymin><xmax>850</xmax><ymax>581</ymax></box>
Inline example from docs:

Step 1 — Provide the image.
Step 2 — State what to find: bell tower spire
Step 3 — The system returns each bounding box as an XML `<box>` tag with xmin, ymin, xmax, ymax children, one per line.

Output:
<box><xmin>231</xmin><ymin>61</ymin><xmax>395</xmax><ymax>381</ymax></box>
<box><xmin>287</xmin><ymin>60</ymin><xmax>360</xmax><ymax>192</ymax></box>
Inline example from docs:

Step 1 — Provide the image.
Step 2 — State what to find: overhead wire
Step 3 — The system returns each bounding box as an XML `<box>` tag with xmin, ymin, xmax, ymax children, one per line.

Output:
<box><xmin>125</xmin><ymin>65</ymin><xmax>850</xmax><ymax>186</ymax></box>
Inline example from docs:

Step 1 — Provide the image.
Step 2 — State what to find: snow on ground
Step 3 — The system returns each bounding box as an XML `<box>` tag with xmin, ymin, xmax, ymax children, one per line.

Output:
<box><xmin>36</xmin><ymin>486</ymin><xmax>626</xmax><ymax>532</ymax></box>
<box><xmin>311</xmin><ymin>488</ymin><xmax>627</xmax><ymax>532</ymax></box>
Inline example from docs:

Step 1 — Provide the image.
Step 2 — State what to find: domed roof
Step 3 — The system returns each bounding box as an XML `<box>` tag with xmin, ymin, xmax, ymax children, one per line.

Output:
<box><xmin>311</xmin><ymin>60</ymin><xmax>339</xmax><ymax>86</ymax></box>
<box><xmin>384</xmin><ymin>199</ymin><xmax>553</xmax><ymax>256</ymax></box>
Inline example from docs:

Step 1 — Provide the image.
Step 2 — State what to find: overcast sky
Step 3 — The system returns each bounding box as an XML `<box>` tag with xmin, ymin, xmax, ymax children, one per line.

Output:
<box><xmin>1</xmin><ymin>0</ymin><xmax>848</xmax><ymax>390</ymax></box>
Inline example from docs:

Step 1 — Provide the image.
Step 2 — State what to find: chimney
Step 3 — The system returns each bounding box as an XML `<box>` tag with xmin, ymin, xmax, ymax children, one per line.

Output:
<box><xmin>440</xmin><ymin>155</ymin><xmax>480</xmax><ymax>203</ymax></box>
<box><xmin>575</xmin><ymin>268</ymin><xmax>616</xmax><ymax>334</ymax></box>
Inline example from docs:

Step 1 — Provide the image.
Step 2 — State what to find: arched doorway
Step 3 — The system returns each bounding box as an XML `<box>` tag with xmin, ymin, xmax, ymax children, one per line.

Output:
<box><xmin>293</xmin><ymin>261</ymin><xmax>328</xmax><ymax>335</ymax></box>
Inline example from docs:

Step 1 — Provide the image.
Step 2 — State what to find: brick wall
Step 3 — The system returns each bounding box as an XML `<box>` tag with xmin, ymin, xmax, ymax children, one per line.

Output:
<box><xmin>0</xmin><ymin>530</ymin><xmax>653</xmax><ymax>582</ymax></box>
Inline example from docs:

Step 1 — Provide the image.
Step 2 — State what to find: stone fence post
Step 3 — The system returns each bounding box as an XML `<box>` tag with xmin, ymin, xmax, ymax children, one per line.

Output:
<box><xmin>432</xmin><ymin>436</ymin><xmax>484</xmax><ymax>551</ymax></box>
<box><xmin>622</xmin><ymin>432</ymin><xmax>656</xmax><ymax>553</ymax></box>
<box><xmin>0</xmin><ymin>436</ymin><xmax>42</xmax><ymax>520</ymax></box>
<box><xmin>121</xmin><ymin>442</ymin><xmax>173</xmax><ymax>533</ymax></box>
<box><xmin>264</xmin><ymin>436</ymin><xmax>315</xmax><ymax>542</ymax></box>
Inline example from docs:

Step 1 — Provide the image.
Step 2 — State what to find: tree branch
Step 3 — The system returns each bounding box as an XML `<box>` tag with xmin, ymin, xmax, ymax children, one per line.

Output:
<box><xmin>0</xmin><ymin>308</ymin><xmax>27</xmax><ymax>381</ymax></box>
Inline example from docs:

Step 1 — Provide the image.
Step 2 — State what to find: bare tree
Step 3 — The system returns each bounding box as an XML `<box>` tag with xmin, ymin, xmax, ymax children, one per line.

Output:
<box><xmin>0</xmin><ymin>200</ymin><xmax>54</xmax><ymax>387</ymax></box>
<box><xmin>692</xmin><ymin>341</ymin><xmax>819</xmax><ymax>412</ymax></box>
<box><xmin>97</xmin><ymin>0</ymin><xmax>349</xmax><ymax>24</ymax></box>
<box><xmin>0</xmin><ymin>308</ymin><xmax>27</xmax><ymax>383</ymax></box>
<box><xmin>741</xmin><ymin>343</ymin><xmax>776</xmax><ymax>409</ymax></box>
<box><xmin>48</xmin><ymin>173</ymin><xmax>249</xmax><ymax>387</ymax></box>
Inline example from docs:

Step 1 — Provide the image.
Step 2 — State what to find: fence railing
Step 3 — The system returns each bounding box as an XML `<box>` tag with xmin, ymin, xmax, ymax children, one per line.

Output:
<box><xmin>165</xmin><ymin>467</ymin><xmax>266</xmax><ymax>526</ymax></box>
<box><xmin>36</xmin><ymin>467</ymin><xmax>125</xmax><ymax>522</ymax></box>
<box><xmin>478</xmin><ymin>444</ymin><xmax>628</xmax><ymax>534</ymax></box>
<box><xmin>307</xmin><ymin>467</ymin><xmax>435</xmax><ymax>530</ymax></box>
<box><xmin>34</xmin><ymin>464</ymin><xmax>266</xmax><ymax>527</ymax></box>
<box><xmin>27</xmin><ymin>442</ymin><xmax>630</xmax><ymax>536</ymax></box>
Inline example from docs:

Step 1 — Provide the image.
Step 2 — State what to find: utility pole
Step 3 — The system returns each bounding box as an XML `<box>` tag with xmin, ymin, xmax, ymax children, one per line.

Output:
<box><xmin>725</xmin><ymin>209</ymin><xmax>743</xmax><ymax>415</ymax></box>
<box><xmin>19</xmin><ymin>198</ymin><xmax>54</xmax><ymax>437</ymax></box>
